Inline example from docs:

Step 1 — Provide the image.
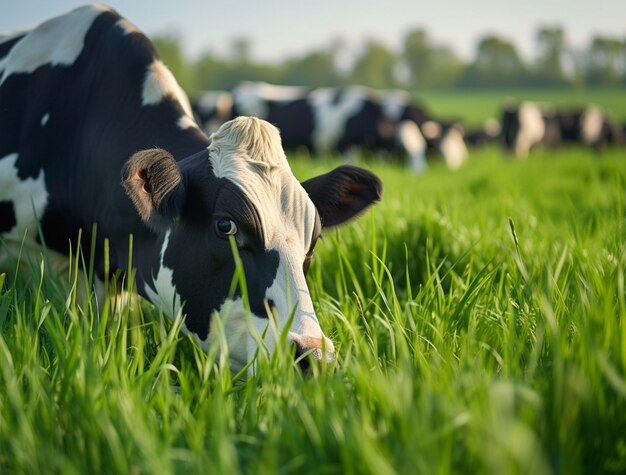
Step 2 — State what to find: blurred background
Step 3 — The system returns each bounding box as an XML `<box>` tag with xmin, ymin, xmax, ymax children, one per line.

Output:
<box><xmin>3</xmin><ymin>0</ymin><xmax>625</xmax><ymax>134</ymax></box>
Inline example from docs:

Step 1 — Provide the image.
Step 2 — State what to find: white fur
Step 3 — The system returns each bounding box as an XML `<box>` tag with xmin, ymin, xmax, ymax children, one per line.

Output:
<box><xmin>396</xmin><ymin>120</ymin><xmax>427</xmax><ymax>173</ymax></box>
<box><xmin>441</xmin><ymin>127</ymin><xmax>468</xmax><ymax>170</ymax></box>
<box><xmin>380</xmin><ymin>89</ymin><xmax>412</xmax><ymax>121</ymax></box>
<box><xmin>581</xmin><ymin>105</ymin><xmax>603</xmax><ymax>145</ymax></box>
<box><xmin>115</xmin><ymin>18</ymin><xmax>141</xmax><ymax>35</ymax></box>
<box><xmin>0</xmin><ymin>4</ymin><xmax>108</xmax><ymax>85</ymax></box>
<box><xmin>141</xmin><ymin>60</ymin><xmax>194</xmax><ymax>118</ymax></box>
<box><xmin>207</xmin><ymin>117</ymin><xmax>332</xmax><ymax>367</ymax></box>
<box><xmin>235</xmin><ymin>81</ymin><xmax>307</xmax><ymax>102</ymax></box>
<box><xmin>516</xmin><ymin>102</ymin><xmax>546</xmax><ymax>158</ymax></box>
<box><xmin>144</xmin><ymin>230</ymin><xmax>182</xmax><ymax>320</ymax></box>
<box><xmin>40</xmin><ymin>113</ymin><xmax>50</xmax><ymax>126</ymax></box>
<box><xmin>0</xmin><ymin>153</ymin><xmax>49</xmax><ymax>241</ymax></box>
<box><xmin>310</xmin><ymin>87</ymin><xmax>367</xmax><ymax>152</ymax></box>
<box><xmin>177</xmin><ymin>115</ymin><xmax>197</xmax><ymax>130</ymax></box>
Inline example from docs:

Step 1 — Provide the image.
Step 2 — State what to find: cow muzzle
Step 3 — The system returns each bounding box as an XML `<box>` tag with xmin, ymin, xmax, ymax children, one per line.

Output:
<box><xmin>289</xmin><ymin>332</ymin><xmax>335</xmax><ymax>373</ymax></box>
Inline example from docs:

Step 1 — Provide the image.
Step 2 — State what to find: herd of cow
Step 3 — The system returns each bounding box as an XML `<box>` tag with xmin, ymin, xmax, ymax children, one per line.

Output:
<box><xmin>192</xmin><ymin>83</ymin><xmax>626</xmax><ymax>171</ymax></box>
<box><xmin>0</xmin><ymin>4</ymin><xmax>622</xmax><ymax>374</ymax></box>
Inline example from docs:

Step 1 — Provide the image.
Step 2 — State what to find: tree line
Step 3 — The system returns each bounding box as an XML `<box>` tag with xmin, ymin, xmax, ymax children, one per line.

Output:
<box><xmin>153</xmin><ymin>26</ymin><xmax>626</xmax><ymax>96</ymax></box>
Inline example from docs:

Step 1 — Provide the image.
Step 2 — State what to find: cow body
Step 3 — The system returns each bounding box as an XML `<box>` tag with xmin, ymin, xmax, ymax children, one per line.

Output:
<box><xmin>195</xmin><ymin>82</ymin><xmax>430</xmax><ymax>172</ymax></box>
<box><xmin>378</xmin><ymin>89</ymin><xmax>468</xmax><ymax>170</ymax></box>
<box><xmin>0</xmin><ymin>5</ymin><xmax>382</xmax><ymax>372</ymax></box>
<box><xmin>501</xmin><ymin>101</ymin><xmax>623</xmax><ymax>157</ymax></box>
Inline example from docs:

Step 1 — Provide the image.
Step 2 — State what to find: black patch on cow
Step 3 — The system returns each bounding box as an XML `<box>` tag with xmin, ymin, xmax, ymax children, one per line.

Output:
<box><xmin>0</xmin><ymin>6</ymin><xmax>209</xmax><ymax>279</ymax></box>
<box><xmin>500</xmin><ymin>107</ymin><xmax>521</xmax><ymax>150</ymax></box>
<box><xmin>0</xmin><ymin>201</ymin><xmax>17</xmax><ymax>233</ymax></box>
<box><xmin>265</xmin><ymin>99</ymin><xmax>315</xmax><ymax>152</ymax></box>
<box><xmin>158</xmin><ymin>177</ymin><xmax>281</xmax><ymax>339</ymax></box>
<box><xmin>339</xmin><ymin>99</ymin><xmax>386</xmax><ymax>153</ymax></box>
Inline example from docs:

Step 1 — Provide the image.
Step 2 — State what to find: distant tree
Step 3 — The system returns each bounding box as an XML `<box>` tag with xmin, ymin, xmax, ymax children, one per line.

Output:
<box><xmin>403</xmin><ymin>29</ymin><xmax>431</xmax><ymax>89</ymax></box>
<box><xmin>192</xmin><ymin>50</ymin><xmax>231</xmax><ymax>92</ymax></box>
<box><xmin>152</xmin><ymin>33</ymin><xmax>196</xmax><ymax>93</ymax></box>
<box><xmin>459</xmin><ymin>35</ymin><xmax>527</xmax><ymax>88</ymax></box>
<box><xmin>402</xmin><ymin>29</ymin><xmax>463</xmax><ymax>90</ymax></box>
<box><xmin>230</xmin><ymin>37</ymin><xmax>251</xmax><ymax>65</ymax></box>
<box><xmin>584</xmin><ymin>35</ymin><xmax>624</xmax><ymax>86</ymax></box>
<box><xmin>280</xmin><ymin>49</ymin><xmax>343</xmax><ymax>87</ymax></box>
<box><xmin>350</xmin><ymin>40</ymin><xmax>398</xmax><ymax>88</ymax></box>
<box><xmin>532</xmin><ymin>26</ymin><xmax>568</xmax><ymax>86</ymax></box>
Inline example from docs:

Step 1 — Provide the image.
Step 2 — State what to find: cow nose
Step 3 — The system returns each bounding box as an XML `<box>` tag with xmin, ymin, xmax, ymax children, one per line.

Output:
<box><xmin>290</xmin><ymin>335</ymin><xmax>335</xmax><ymax>373</ymax></box>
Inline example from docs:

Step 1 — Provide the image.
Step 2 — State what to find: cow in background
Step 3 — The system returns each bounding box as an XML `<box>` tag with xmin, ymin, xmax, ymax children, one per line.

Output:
<box><xmin>195</xmin><ymin>83</ymin><xmax>439</xmax><ymax>172</ymax></box>
<box><xmin>378</xmin><ymin>89</ymin><xmax>468</xmax><ymax>170</ymax></box>
<box><xmin>500</xmin><ymin>101</ymin><xmax>624</xmax><ymax>158</ymax></box>
<box><xmin>556</xmin><ymin>105</ymin><xmax>624</xmax><ymax>150</ymax></box>
<box><xmin>500</xmin><ymin>102</ymin><xmax>561</xmax><ymax>158</ymax></box>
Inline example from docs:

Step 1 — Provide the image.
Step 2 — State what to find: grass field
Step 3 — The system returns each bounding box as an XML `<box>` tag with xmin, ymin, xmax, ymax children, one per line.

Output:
<box><xmin>414</xmin><ymin>87</ymin><xmax>626</xmax><ymax>128</ymax></box>
<box><xmin>1</xmin><ymin>144</ymin><xmax>626</xmax><ymax>474</ymax></box>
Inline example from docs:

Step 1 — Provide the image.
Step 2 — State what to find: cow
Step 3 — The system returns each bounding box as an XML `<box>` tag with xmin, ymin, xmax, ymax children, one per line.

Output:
<box><xmin>378</xmin><ymin>89</ymin><xmax>469</xmax><ymax>170</ymax></box>
<box><xmin>500</xmin><ymin>101</ymin><xmax>561</xmax><ymax>158</ymax></box>
<box><xmin>555</xmin><ymin>105</ymin><xmax>624</xmax><ymax>150</ymax></box>
<box><xmin>0</xmin><ymin>4</ymin><xmax>383</xmax><ymax>373</ymax></box>
<box><xmin>195</xmin><ymin>82</ymin><xmax>430</xmax><ymax>172</ymax></box>
<box><xmin>500</xmin><ymin>101</ymin><xmax>624</xmax><ymax>158</ymax></box>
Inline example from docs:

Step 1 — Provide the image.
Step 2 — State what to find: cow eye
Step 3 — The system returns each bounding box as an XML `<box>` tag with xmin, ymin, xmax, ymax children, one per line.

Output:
<box><xmin>215</xmin><ymin>217</ymin><xmax>238</xmax><ymax>237</ymax></box>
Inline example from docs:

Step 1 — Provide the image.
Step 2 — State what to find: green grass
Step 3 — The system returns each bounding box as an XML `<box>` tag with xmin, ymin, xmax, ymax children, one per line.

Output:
<box><xmin>414</xmin><ymin>87</ymin><xmax>626</xmax><ymax>127</ymax></box>
<box><xmin>1</xmin><ymin>146</ymin><xmax>626</xmax><ymax>474</ymax></box>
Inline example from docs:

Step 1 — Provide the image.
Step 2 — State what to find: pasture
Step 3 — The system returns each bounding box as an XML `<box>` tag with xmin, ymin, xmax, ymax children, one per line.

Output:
<box><xmin>1</xmin><ymin>141</ymin><xmax>625</xmax><ymax>474</ymax></box>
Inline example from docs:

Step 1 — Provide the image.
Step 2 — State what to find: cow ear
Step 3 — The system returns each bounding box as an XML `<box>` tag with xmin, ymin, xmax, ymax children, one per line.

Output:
<box><xmin>122</xmin><ymin>148</ymin><xmax>185</xmax><ymax>227</ymax></box>
<box><xmin>301</xmin><ymin>165</ymin><xmax>383</xmax><ymax>229</ymax></box>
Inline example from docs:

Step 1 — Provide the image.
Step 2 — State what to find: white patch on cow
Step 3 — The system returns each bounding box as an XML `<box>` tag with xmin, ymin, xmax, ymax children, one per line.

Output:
<box><xmin>115</xmin><ymin>18</ymin><xmax>141</xmax><ymax>35</ymax></box>
<box><xmin>141</xmin><ymin>60</ymin><xmax>193</xmax><ymax>118</ymax></box>
<box><xmin>207</xmin><ymin>117</ymin><xmax>332</xmax><ymax>368</ymax></box>
<box><xmin>144</xmin><ymin>230</ymin><xmax>182</xmax><ymax>320</ymax></box>
<box><xmin>310</xmin><ymin>87</ymin><xmax>367</xmax><ymax>152</ymax></box>
<box><xmin>516</xmin><ymin>102</ymin><xmax>546</xmax><ymax>158</ymax></box>
<box><xmin>421</xmin><ymin>120</ymin><xmax>442</xmax><ymax>140</ymax></box>
<box><xmin>484</xmin><ymin>117</ymin><xmax>501</xmax><ymax>137</ymax></box>
<box><xmin>40</xmin><ymin>113</ymin><xmax>50</xmax><ymax>127</ymax></box>
<box><xmin>581</xmin><ymin>105</ymin><xmax>603</xmax><ymax>145</ymax></box>
<box><xmin>232</xmin><ymin>88</ymin><xmax>269</xmax><ymax>118</ymax></box>
<box><xmin>0</xmin><ymin>4</ymin><xmax>108</xmax><ymax>85</ymax></box>
<box><xmin>0</xmin><ymin>28</ymin><xmax>29</xmax><ymax>46</ymax></box>
<box><xmin>177</xmin><ymin>115</ymin><xmax>197</xmax><ymax>130</ymax></box>
<box><xmin>440</xmin><ymin>126</ymin><xmax>468</xmax><ymax>170</ymax></box>
<box><xmin>381</xmin><ymin>89</ymin><xmax>412</xmax><ymax>121</ymax></box>
<box><xmin>0</xmin><ymin>153</ymin><xmax>49</xmax><ymax>240</ymax></box>
<box><xmin>396</xmin><ymin>120</ymin><xmax>427</xmax><ymax>173</ymax></box>
<box><xmin>236</xmin><ymin>81</ymin><xmax>307</xmax><ymax>102</ymax></box>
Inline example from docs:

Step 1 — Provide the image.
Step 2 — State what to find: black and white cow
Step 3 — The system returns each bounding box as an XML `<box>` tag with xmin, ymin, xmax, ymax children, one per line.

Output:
<box><xmin>195</xmin><ymin>82</ymin><xmax>429</xmax><ymax>172</ymax></box>
<box><xmin>555</xmin><ymin>105</ymin><xmax>624</xmax><ymax>150</ymax></box>
<box><xmin>0</xmin><ymin>5</ymin><xmax>382</xmax><ymax>372</ymax></box>
<box><xmin>377</xmin><ymin>89</ymin><xmax>468</xmax><ymax>170</ymax></box>
<box><xmin>500</xmin><ymin>101</ymin><xmax>623</xmax><ymax>157</ymax></box>
<box><xmin>500</xmin><ymin>101</ymin><xmax>561</xmax><ymax>158</ymax></box>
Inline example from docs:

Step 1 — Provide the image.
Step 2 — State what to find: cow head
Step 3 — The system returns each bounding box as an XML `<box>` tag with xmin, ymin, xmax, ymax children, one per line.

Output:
<box><xmin>123</xmin><ymin>116</ymin><xmax>382</xmax><ymax>372</ymax></box>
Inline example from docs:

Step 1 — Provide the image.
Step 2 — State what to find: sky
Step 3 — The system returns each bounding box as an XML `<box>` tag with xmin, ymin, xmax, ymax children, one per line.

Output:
<box><xmin>1</xmin><ymin>0</ymin><xmax>625</xmax><ymax>63</ymax></box>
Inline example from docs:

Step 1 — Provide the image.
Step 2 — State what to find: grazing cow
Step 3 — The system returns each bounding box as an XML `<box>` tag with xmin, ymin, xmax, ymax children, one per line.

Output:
<box><xmin>0</xmin><ymin>5</ymin><xmax>382</xmax><ymax>372</ymax></box>
<box><xmin>556</xmin><ymin>105</ymin><xmax>624</xmax><ymax>150</ymax></box>
<box><xmin>500</xmin><ymin>101</ymin><xmax>561</xmax><ymax>158</ymax></box>
<box><xmin>378</xmin><ymin>89</ymin><xmax>469</xmax><ymax>170</ymax></box>
<box><xmin>195</xmin><ymin>82</ymin><xmax>429</xmax><ymax>172</ymax></box>
<box><xmin>501</xmin><ymin>101</ymin><xmax>624</xmax><ymax>158</ymax></box>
